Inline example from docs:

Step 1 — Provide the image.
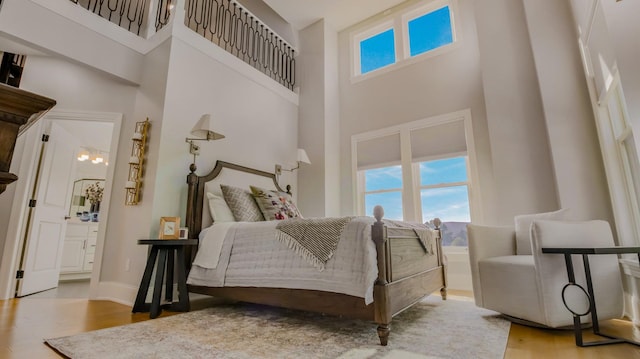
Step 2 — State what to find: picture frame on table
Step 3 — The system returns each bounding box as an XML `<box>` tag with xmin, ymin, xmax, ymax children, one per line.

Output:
<box><xmin>179</xmin><ymin>227</ymin><xmax>189</xmax><ymax>239</ymax></box>
<box><xmin>159</xmin><ymin>216</ymin><xmax>180</xmax><ymax>239</ymax></box>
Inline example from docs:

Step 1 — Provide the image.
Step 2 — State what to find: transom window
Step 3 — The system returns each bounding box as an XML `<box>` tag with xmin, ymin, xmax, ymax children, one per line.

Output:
<box><xmin>407</xmin><ymin>6</ymin><xmax>453</xmax><ymax>57</ymax></box>
<box><xmin>352</xmin><ymin>0</ymin><xmax>458</xmax><ymax>78</ymax></box>
<box><xmin>360</xmin><ymin>28</ymin><xmax>396</xmax><ymax>74</ymax></box>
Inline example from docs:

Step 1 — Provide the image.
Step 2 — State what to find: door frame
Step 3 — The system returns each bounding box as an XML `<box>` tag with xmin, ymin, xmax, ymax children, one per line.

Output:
<box><xmin>0</xmin><ymin>109</ymin><xmax>121</xmax><ymax>300</ymax></box>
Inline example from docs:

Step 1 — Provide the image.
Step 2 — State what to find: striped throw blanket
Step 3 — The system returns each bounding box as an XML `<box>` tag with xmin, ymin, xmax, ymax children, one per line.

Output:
<box><xmin>275</xmin><ymin>217</ymin><xmax>355</xmax><ymax>271</ymax></box>
<box><xmin>383</xmin><ymin>219</ymin><xmax>438</xmax><ymax>255</ymax></box>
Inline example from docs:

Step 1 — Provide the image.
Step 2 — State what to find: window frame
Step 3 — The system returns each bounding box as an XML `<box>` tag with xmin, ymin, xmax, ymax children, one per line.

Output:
<box><xmin>401</xmin><ymin>0</ymin><xmax>457</xmax><ymax>60</ymax></box>
<box><xmin>358</xmin><ymin>163</ymin><xmax>404</xmax><ymax>220</ymax></box>
<box><xmin>413</xmin><ymin>154</ymin><xmax>470</xmax><ymax>220</ymax></box>
<box><xmin>352</xmin><ymin>20</ymin><xmax>397</xmax><ymax>77</ymax></box>
<box><xmin>350</xmin><ymin>0</ymin><xmax>460</xmax><ymax>82</ymax></box>
<box><xmin>351</xmin><ymin>109</ymin><xmax>482</xmax><ymax>226</ymax></box>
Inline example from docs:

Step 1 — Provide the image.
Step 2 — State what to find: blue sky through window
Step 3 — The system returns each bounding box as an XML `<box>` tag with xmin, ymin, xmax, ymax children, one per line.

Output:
<box><xmin>360</xmin><ymin>28</ymin><xmax>395</xmax><ymax>74</ymax></box>
<box><xmin>365</xmin><ymin>192</ymin><xmax>403</xmax><ymax>220</ymax></box>
<box><xmin>419</xmin><ymin>157</ymin><xmax>466</xmax><ymax>185</ymax></box>
<box><xmin>365</xmin><ymin>166</ymin><xmax>402</xmax><ymax>191</ymax></box>
<box><xmin>363</xmin><ymin>157</ymin><xmax>469</xmax><ymax>224</ymax></box>
<box><xmin>421</xmin><ymin>186</ymin><xmax>470</xmax><ymax>223</ymax></box>
<box><xmin>408</xmin><ymin>6</ymin><xmax>453</xmax><ymax>57</ymax></box>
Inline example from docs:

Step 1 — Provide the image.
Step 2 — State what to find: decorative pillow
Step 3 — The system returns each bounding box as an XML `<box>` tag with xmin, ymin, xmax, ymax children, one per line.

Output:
<box><xmin>220</xmin><ymin>185</ymin><xmax>265</xmax><ymax>222</ymax></box>
<box><xmin>206</xmin><ymin>192</ymin><xmax>235</xmax><ymax>223</ymax></box>
<box><xmin>514</xmin><ymin>208</ymin><xmax>569</xmax><ymax>255</ymax></box>
<box><xmin>250</xmin><ymin>185</ymin><xmax>303</xmax><ymax>221</ymax></box>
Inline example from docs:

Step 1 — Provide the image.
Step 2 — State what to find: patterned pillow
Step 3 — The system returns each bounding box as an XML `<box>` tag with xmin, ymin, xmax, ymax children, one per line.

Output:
<box><xmin>220</xmin><ymin>185</ymin><xmax>265</xmax><ymax>222</ymax></box>
<box><xmin>250</xmin><ymin>185</ymin><xmax>303</xmax><ymax>221</ymax></box>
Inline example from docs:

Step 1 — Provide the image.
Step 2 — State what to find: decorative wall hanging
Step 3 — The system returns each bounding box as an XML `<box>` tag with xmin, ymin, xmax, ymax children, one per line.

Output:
<box><xmin>125</xmin><ymin>118</ymin><xmax>150</xmax><ymax>205</ymax></box>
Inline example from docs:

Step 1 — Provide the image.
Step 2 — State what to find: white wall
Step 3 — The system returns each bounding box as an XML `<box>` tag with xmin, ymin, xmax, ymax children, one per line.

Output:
<box><xmin>297</xmin><ymin>20</ymin><xmax>341</xmax><ymax>218</ymax></box>
<box><xmin>599</xmin><ymin>0</ymin><xmax>640</xmax><ymax>155</ymax></box>
<box><xmin>521</xmin><ymin>0</ymin><xmax>612</xmax><ymax>223</ymax></box>
<box><xmin>98</xmin><ymin>39</ymin><xmax>172</xmax><ymax>291</ymax></box>
<box><xmin>338</xmin><ymin>0</ymin><xmax>495</xmax><ymax>222</ymax></box>
<box><xmin>298</xmin><ymin>21</ymin><xmax>327</xmax><ymax>217</ymax></box>
<box><xmin>152</xmin><ymin>35</ymin><xmax>298</xmax><ymax>232</ymax></box>
<box><xmin>568</xmin><ymin>0</ymin><xmax>640</xmax><ymax>326</ymax></box>
<box><xmin>0</xmin><ymin>0</ymin><xmax>144</xmax><ymax>84</ymax></box>
<box><xmin>473</xmin><ymin>0</ymin><xmax>558</xmax><ymax>224</ymax></box>
<box><xmin>0</xmin><ymin>2</ymin><xmax>299</xmax><ymax>302</ymax></box>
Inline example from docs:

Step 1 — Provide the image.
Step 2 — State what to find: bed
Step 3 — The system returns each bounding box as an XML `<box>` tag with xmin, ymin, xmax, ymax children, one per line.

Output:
<box><xmin>184</xmin><ymin>160</ymin><xmax>448</xmax><ymax>345</ymax></box>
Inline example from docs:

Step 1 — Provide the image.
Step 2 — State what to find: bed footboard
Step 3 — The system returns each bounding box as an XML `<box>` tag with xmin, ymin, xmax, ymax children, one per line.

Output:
<box><xmin>371</xmin><ymin>206</ymin><xmax>447</xmax><ymax>345</ymax></box>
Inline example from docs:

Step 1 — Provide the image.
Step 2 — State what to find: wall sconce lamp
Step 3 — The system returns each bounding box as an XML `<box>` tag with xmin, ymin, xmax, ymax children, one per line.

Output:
<box><xmin>186</xmin><ymin>113</ymin><xmax>225</xmax><ymax>173</ymax></box>
<box><xmin>275</xmin><ymin>148</ymin><xmax>311</xmax><ymax>177</ymax></box>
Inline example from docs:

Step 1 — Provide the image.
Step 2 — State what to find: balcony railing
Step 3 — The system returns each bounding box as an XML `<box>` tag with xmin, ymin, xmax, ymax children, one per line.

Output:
<box><xmin>67</xmin><ymin>0</ymin><xmax>295</xmax><ymax>90</ymax></box>
<box><xmin>69</xmin><ymin>0</ymin><xmax>149</xmax><ymax>36</ymax></box>
<box><xmin>184</xmin><ymin>0</ymin><xmax>295</xmax><ymax>90</ymax></box>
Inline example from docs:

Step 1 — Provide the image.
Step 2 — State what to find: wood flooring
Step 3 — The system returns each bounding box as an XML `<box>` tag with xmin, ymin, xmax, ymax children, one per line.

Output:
<box><xmin>0</xmin><ymin>290</ymin><xmax>638</xmax><ymax>358</ymax></box>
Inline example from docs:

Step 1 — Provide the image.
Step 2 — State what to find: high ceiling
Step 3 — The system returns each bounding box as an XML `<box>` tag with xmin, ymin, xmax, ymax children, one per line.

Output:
<box><xmin>263</xmin><ymin>0</ymin><xmax>407</xmax><ymax>31</ymax></box>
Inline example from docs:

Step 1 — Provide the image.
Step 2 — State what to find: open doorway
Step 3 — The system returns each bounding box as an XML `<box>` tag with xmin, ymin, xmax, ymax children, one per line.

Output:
<box><xmin>0</xmin><ymin>110</ymin><xmax>121</xmax><ymax>300</ymax></box>
<box><xmin>39</xmin><ymin>120</ymin><xmax>113</xmax><ymax>298</ymax></box>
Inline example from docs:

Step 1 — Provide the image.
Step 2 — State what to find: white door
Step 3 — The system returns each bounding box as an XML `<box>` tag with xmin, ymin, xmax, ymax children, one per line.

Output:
<box><xmin>17</xmin><ymin>121</ymin><xmax>79</xmax><ymax>296</ymax></box>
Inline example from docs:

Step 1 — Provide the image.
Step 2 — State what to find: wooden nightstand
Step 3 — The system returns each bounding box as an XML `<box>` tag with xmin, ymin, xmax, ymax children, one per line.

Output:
<box><xmin>132</xmin><ymin>239</ymin><xmax>198</xmax><ymax>318</ymax></box>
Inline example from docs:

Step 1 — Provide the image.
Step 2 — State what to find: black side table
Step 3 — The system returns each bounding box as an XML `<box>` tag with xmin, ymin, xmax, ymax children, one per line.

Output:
<box><xmin>132</xmin><ymin>239</ymin><xmax>198</xmax><ymax>318</ymax></box>
<box><xmin>542</xmin><ymin>246</ymin><xmax>640</xmax><ymax>347</ymax></box>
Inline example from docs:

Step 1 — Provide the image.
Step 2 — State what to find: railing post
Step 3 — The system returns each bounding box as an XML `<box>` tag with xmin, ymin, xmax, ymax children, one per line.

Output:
<box><xmin>174</xmin><ymin>0</ymin><xmax>186</xmax><ymax>28</ymax></box>
<box><xmin>143</xmin><ymin>0</ymin><xmax>159</xmax><ymax>38</ymax></box>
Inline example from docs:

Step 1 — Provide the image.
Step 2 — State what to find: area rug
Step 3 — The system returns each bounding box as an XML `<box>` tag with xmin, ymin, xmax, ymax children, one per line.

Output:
<box><xmin>45</xmin><ymin>296</ymin><xmax>510</xmax><ymax>359</ymax></box>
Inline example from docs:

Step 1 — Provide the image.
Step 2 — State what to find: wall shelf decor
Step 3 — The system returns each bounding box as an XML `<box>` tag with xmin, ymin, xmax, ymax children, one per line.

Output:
<box><xmin>125</xmin><ymin>118</ymin><xmax>150</xmax><ymax>205</ymax></box>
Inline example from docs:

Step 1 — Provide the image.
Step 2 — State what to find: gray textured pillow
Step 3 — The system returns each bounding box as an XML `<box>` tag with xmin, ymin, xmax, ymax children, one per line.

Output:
<box><xmin>220</xmin><ymin>184</ymin><xmax>265</xmax><ymax>222</ymax></box>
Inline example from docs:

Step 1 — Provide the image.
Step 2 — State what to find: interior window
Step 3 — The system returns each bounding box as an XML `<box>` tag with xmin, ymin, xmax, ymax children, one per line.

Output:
<box><xmin>418</xmin><ymin>157</ymin><xmax>470</xmax><ymax>246</ymax></box>
<box><xmin>407</xmin><ymin>5</ymin><xmax>453</xmax><ymax>57</ymax></box>
<box><xmin>352</xmin><ymin>1</ymin><xmax>458</xmax><ymax>79</ymax></box>
<box><xmin>359</xmin><ymin>28</ymin><xmax>396</xmax><ymax>74</ymax></box>
<box><xmin>363</xmin><ymin>165</ymin><xmax>403</xmax><ymax>220</ymax></box>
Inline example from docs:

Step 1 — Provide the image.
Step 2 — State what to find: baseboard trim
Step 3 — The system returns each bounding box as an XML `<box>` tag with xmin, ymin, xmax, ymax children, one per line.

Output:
<box><xmin>93</xmin><ymin>281</ymin><xmax>138</xmax><ymax>307</ymax></box>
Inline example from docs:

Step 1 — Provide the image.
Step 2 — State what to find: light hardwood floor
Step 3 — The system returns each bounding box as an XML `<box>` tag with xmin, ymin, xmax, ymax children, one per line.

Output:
<box><xmin>1</xmin><ymin>291</ymin><xmax>639</xmax><ymax>358</ymax></box>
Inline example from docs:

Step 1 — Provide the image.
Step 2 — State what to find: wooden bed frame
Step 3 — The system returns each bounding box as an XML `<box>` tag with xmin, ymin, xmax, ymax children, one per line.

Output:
<box><xmin>184</xmin><ymin>161</ymin><xmax>448</xmax><ymax>345</ymax></box>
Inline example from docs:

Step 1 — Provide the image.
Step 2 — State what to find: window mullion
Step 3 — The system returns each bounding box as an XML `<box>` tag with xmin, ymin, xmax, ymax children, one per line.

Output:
<box><xmin>400</xmin><ymin>127</ymin><xmax>416</xmax><ymax>222</ymax></box>
<box><xmin>420</xmin><ymin>181</ymin><xmax>468</xmax><ymax>190</ymax></box>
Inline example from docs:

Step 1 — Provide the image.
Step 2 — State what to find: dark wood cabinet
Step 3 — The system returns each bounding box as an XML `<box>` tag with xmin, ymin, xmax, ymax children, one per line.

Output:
<box><xmin>0</xmin><ymin>83</ymin><xmax>56</xmax><ymax>195</ymax></box>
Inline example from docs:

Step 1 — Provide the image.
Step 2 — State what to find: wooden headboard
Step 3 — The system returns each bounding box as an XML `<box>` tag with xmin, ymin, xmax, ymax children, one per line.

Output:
<box><xmin>185</xmin><ymin>160</ymin><xmax>286</xmax><ymax>241</ymax></box>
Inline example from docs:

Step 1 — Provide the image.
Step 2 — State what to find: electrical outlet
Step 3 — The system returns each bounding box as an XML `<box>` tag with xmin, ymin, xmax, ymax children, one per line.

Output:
<box><xmin>125</xmin><ymin>258</ymin><xmax>131</xmax><ymax>272</ymax></box>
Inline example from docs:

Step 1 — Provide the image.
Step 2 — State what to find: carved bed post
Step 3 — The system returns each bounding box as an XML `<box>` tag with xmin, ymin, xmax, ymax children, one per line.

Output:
<box><xmin>433</xmin><ymin>217</ymin><xmax>447</xmax><ymax>300</ymax></box>
<box><xmin>185</xmin><ymin>165</ymin><xmax>199</xmax><ymax>268</ymax></box>
<box><xmin>372</xmin><ymin>205</ymin><xmax>391</xmax><ymax>346</ymax></box>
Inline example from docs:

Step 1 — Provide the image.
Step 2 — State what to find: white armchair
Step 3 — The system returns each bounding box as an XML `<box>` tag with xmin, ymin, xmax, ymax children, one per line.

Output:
<box><xmin>468</xmin><ymin>218</ymin><xmax>624</xmax><ymax>328</ymax></box>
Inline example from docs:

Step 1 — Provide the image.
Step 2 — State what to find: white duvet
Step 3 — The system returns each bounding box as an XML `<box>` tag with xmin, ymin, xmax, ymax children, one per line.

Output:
<box><xmin>187</xmin><ymin>217</ymin><xmax>379</xmax><ymax>304</ymax></box>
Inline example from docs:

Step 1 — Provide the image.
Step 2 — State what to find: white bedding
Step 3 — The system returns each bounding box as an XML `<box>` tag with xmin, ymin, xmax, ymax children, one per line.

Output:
<box><xmin>187</xmin><ymin>217</ymin><xmax>379</xmax><ymax>304</ymax></box>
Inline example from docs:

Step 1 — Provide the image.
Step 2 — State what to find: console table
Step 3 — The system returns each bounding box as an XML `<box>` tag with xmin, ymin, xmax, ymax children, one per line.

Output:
<box><xmin>132</xmin><ymin>239</ymin><xmax>198</xmax><ymax>318</ymax></box>
<box><xmin>542</xmin><ymin>246</ymin><xmax>640</xmax><ymax>347</ymax></box>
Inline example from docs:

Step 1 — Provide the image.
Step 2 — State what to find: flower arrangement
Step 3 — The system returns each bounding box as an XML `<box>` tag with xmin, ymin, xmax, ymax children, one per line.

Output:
<box><xmin>85</xmin><ymin>182</ymin><xmax>104</xmax><ymax>205</ymax></box>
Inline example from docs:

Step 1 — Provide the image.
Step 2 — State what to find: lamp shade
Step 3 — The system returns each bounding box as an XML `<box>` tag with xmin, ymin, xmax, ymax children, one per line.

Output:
<box><xmin>190</xmin><ymin>114</ymin><xmax>225</xmax><ymax>140</ymax></box>
<box><xmin>297</xmin><ymin>148</ymin><xmax>311</xmax><ymax>164</ymax></box>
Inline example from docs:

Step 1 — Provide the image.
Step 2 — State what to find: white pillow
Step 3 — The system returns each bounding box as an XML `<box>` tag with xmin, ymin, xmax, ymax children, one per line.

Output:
<box><xmin>206</xmin><ymin>192</ymin><xmax>235</xmax><ymax>223</ymax></box>
<box><xmin>514</xmin><ymin>208</ymin><xmax>569</xmax><ymax>255</ymax></box>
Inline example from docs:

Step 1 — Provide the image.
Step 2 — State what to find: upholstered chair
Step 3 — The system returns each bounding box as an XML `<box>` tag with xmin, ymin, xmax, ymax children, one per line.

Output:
<box><xmin>468</xmin><ymin>217</ymin><xmax>624</xmax><ymax>328</ymax></box>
